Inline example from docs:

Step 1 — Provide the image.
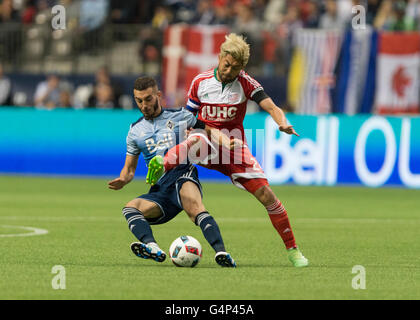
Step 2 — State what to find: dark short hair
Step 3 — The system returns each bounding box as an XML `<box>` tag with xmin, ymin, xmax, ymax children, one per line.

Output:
<box><xmin>134</xmin><ymin>77</ymin><xmax>158</xmax><ymax>91</ymax></box>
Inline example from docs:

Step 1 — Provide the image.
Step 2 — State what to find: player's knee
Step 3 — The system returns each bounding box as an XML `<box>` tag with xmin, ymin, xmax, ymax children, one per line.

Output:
<box><xmin>124</xmin><ymin>199</ymin><xmax>161</xmax><ymax>219</ymax></box>
<box><xmin>125</xmin><ymin>199</ymin><xmax>139</xmax><ymax>209</ymax></box>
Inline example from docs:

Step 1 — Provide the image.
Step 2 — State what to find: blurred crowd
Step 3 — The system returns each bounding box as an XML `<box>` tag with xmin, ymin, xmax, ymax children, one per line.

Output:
<box><xmin>148</xmin><ymin>0</ymin><xmax>420</xmax><ymax>32</ymax></box>
<box><xmin>30</xmin><ymin>66</ymin><xmax>124</xmax><ymax>110</ymax></box>
<box><xmin>2</xmin><ymin>0</ymin><xmax>420</xmax><ymax>110</ymax></box>
<box><xmin>1</xmin><ymin>0</ymin><xmax>419</xmax><ymax>31</ymax></box>
<box><xmin>0</xmin><ymin>62</ymin><xmax>126</xmax><ymax>109</ymax></box>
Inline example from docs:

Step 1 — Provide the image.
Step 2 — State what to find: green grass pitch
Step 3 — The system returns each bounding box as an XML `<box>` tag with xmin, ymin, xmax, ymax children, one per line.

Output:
<box><xmin>0</xmin><ymin>175</ymin><xmax>419</xmax><ymax>300</ymax></box>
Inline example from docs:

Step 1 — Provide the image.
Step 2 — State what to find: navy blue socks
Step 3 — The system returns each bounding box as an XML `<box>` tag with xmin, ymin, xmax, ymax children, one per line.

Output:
<box><xmin>195</xmin><ymin>211</ymin><xmax>226</xmax><ymax>253</ymax></box>
<box><xmin>122</xmin><ymin>207</ymin><xmax>156</xmax><ymax>244</ymax></box>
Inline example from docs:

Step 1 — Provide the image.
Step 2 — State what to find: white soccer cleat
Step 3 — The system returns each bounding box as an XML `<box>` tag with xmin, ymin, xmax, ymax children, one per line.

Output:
<box><xmin>131</xmin><ymin>242</ymin><xmax>166</xmax><ymax>262</ymax></box>
<box><xmin>215</xmin><ymin>252</ymin><xmax>237</xmax><ymax>268</ymax></box>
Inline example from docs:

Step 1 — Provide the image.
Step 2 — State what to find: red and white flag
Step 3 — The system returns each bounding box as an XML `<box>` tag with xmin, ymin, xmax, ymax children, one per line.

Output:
<box><xmin>183</xmin><ymin>25</ymin><xmax>229</xmax><ymax>93</ymax></box>
<box><xmin>162</xmin><ymin>24</ymin><xmax>229</xmax><ymax>107</ymax></box>
<box><xmin>375</xmin><ymin>32</ymin><xmax>420</xmax><ymax>114</ymax></box>
<box><xmin>162</xmin><ymin>24</ymin><xmax>189</xmax><ymax>107</ymax></box>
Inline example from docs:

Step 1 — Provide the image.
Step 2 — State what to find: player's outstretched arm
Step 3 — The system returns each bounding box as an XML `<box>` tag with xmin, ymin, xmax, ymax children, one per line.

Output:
<box><xmin>259</xmin><ymin>97</ymin><xmax>299</xmax><ymax>137</ymax></box>
<box><xmin>108</xmin><ymin>155</ymin><xmax>138</xmax><ymax>190</ymax></box>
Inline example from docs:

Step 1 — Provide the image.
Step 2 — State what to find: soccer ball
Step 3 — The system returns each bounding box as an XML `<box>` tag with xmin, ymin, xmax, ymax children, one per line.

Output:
<box><xmin>169</xmin><ymin>236</ymin><xmax>202</xmax><ymax>267</ymax></box>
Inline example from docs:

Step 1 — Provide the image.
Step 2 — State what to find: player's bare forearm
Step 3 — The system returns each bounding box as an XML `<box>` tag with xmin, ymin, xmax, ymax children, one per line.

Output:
<box><xmin>259</xmin><ymin>97</ymin><xmax>287</xmax><ymax>126</ymax></box>
<box><xmin>108</xmin><ymin>170</ymin><xmax>134</xmax><ymax>190</ymax></box>
<box><xmin>205</xmin><ymin>125</ymin><xmax>242</xmax><ymax>150</ymax></box>
<box><xmin>120</xmin><ymin>167</ymin><xmax>136</xmax><ymax>183</ymax></box>
<box><xmin>108</xmin><ymin>155</ymin><xmax>138</xmax><ymax>190</ymax></box>
<box><xmin>259</xmin><ymin>98</ymin><xmax>299</xmax><ymax>136</ymax></box>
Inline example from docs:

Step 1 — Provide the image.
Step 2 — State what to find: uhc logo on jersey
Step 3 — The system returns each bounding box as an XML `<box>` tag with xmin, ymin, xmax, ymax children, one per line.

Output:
<box><xmin>201</xmin><ymin>106</ymin><xmax>238</xmax><ymax>122</ymax></box>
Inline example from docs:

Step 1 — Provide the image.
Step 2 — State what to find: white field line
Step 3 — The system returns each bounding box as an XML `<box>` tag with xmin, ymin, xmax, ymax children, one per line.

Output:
<box><xmin>0</xmin><ymin>225</ymin><xmax>49</xmax><ymax>238</ymax></box>
<box><xmin>0</xmin><ymin>216</ymin><xmax>418</xmax><ymax>224</ymax></box>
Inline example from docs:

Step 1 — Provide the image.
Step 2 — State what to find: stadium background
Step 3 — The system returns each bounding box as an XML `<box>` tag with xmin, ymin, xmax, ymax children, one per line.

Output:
<box><xmin>1</xmin><ymin>0</ymin><xmax>419</xmax><ymax>188</ymax></box>
<box><xmin>1</xmin><ymin>0</ymin><xmax>420</xmax><ymax>301</ymax></box>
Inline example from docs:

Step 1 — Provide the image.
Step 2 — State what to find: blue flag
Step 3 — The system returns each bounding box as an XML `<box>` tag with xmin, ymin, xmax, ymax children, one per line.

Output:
<box><xmin>333</xmin><ymin>28</ymin><xmax>378</xmax><ymax>114</ymax></box>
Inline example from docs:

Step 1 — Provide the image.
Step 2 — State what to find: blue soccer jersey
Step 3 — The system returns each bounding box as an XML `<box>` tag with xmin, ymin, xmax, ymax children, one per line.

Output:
<box><xmin>126</xmin><ymin>108</ymin><xmax>197</xmax><ymax>166</ymax></box>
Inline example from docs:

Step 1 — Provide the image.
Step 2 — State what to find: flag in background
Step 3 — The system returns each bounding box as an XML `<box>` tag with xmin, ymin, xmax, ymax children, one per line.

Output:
<box><xmin>287</xmin><ymin>45</ymin><xmax>305</xmax><ymax>109</ymax></box>
<box><xmin>162</xmin><ymin>24</ymin><xmax>188</xmax><ymax>107</ymax></box>
<box><xmin>287</xmin><ymin>29</ymin><xmax>342</xmax><ymax>114</ymax></box>
<box><xmin>359</xmin><ymin>30</ymin><xmax>378</xmax><ymax>114</ymax></box>
<box><xmin>183</xmin><ymin>25</ymin><xmax>229</xmax><ymax>92</ymax></box>
<box><xmin>333</xmin><ymin>27</ymin><xmax>377</xmax><ymax>115</ymax></box>
<box><xmin>375</xmin><ymin>32</ymin><xmax>420</xmax><ymax>114</ymax></box>
<box><xmin>164</xmin><ymin>26</ymin><xmax>420</xmax><ymax>115</ymax></box>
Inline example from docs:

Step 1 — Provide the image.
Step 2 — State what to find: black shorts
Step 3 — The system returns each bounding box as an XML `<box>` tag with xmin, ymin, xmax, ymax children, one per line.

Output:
<box><xmin>138</xmin><ymin>164</ymin><xmax>202</xmax><ymax>225</ymax></box>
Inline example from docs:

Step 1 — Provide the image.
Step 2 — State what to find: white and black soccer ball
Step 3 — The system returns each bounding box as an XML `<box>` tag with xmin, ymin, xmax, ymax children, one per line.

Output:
<box><xmin>169</xmin><ymin>236</ymin><xmax>202</xmax><ymax>267</ymax></box>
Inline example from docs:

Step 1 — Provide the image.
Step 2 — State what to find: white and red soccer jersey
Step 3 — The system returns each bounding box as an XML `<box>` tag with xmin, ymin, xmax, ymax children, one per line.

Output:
<box><xmin>186</xmin><ymin>68</ymin><xmax>264</xmax><ymax>141</ymax></box>
<box><xmin>186</xmin><ymin>68</ymin><xmax>268</xmax><ymax>194</ymax></box>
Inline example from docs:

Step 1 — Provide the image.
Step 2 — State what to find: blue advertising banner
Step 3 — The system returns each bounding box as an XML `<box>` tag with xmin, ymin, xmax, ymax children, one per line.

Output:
<box><xmin>257</xmin><ymin>114</ymin><xmax>420</xmax><ymax>188</ymax></box>
<box><xmin>1</xmin><ymin>108</ymin><xmax>419</xmax><ymax>188</ymax></box>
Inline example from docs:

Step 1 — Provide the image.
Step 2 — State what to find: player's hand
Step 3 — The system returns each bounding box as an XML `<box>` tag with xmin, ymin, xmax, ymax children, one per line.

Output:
<box><xmin>229</xmin><ymin>138</ymin><xmax>243</xmax><ymax>150</ymax></box>
<box><xmin>279</xmin><ymin>125</ymin><xmax>299</xmax><ymax>137</ymax></box>
<box><xmin>107</xmin><ymin>177</ymin><xmax>127</xmax><ymax>190</ymax></box>
<box><xmin>185</xmin><ymin>128</ymin><xmax>193</xmax><ymax>139</ymax></box>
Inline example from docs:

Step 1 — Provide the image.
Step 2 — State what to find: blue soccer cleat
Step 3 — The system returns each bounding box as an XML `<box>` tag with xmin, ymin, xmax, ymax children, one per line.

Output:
<box><xmin>215</xmin><ymin>252</ymin><xmax>237</xmax><ymax>268</ymax></box>
<box><xmin>131</xmin><ymin>242</ymin><xmax>166</xmax><ymax>262</ymax></box>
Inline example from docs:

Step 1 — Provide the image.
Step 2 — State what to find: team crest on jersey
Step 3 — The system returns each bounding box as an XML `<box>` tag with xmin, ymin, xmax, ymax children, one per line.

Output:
<box><xmin>166</xmin><ymin>120</ymin><xmax>174</xmax><ymax>130</ymax></box>
<box><xmin>229</xmin><ymin>92</ymin><xmax>240</xmax><ymax>104</ymax></box>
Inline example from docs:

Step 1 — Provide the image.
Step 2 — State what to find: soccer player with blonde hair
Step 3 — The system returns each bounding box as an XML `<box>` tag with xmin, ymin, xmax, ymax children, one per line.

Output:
<box><xmin>148</xmin><ymin>34</ymin><xmax>308</xmax><ymax>267</ymax></box>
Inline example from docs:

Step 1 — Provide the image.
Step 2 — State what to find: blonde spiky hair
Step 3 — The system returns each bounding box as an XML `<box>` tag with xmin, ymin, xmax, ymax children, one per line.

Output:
<box><xmin>220</xmin><ymin>33</ymin><xmax>250</xmax><ymax>67</ymax></box>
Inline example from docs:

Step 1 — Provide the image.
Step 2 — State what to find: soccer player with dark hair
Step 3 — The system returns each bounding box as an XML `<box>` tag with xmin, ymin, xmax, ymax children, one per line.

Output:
<box><xmin>148</xmin><ymin>34</ymin><xmax>309</xmax><ymax>267</ymax></box>
<box><xmin>108</xmin><ymin>76</ymin><xmax>237</xmax><ymax>267</ymax></box>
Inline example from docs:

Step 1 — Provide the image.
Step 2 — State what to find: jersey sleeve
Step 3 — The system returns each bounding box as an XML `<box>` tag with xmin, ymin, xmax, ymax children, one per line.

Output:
<box><xmin>126</xmin><ymin>127</ymin><xmax>141</xmax><ymax>156</ymax></box>
<box><xmin>186</xmin><ymin>77</ymin><xmax>201</xmax><ymax>114</ymax></box>
<box><xmin>181</xmin><ymin>107</ymin><xmax>198</xmax><ymax>128</ymax></box>
<box><xmin>240</xmin><ymin>71</ymin><xmax>264</xmax><ymax>100</ymax></box>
